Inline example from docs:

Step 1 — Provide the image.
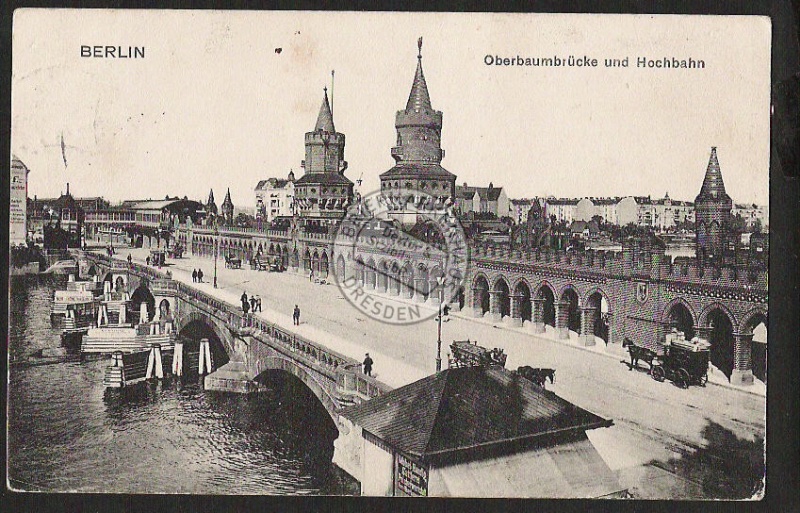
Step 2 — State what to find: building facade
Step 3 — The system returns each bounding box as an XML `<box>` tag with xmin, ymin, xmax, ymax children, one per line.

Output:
<box><xmin>454</xmin><ymin>182</ymin><xmax>511</xmax><ymax>219</ymax></box>
<box><xmin>255</xmin><ymin>172</ymin><xmax>295</xmax><ymax>223</ymax></box>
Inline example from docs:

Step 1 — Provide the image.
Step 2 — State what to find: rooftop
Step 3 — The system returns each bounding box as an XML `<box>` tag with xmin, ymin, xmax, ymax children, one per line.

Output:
<box><xmin>339</xmin><ymin>366</ymin><xmax>611</xmax><ymax>462</ymax></box>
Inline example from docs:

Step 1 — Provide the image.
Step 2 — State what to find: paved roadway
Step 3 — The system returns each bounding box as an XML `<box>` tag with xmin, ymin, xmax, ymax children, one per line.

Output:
<box><xmin>120</xmin><ymin>247</ymin><xmax>766</xmax><ymax>499</ymax></box>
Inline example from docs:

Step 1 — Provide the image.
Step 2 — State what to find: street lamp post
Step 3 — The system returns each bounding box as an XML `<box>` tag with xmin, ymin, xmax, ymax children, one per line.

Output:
<box><xmin>436</xmin><ymin>276</ymin><xmax>445</xmax><ymax>372</ymax></box>
<box><xmin>213</xmin><ymin>217</ymin><xmax>219</xmax><ymax>289</ymax></box>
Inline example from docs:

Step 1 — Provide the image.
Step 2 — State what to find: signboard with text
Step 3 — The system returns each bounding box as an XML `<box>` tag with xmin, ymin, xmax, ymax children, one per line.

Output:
<box><xmin>10</xmin><ymin>160</ymin><xmax>28</xmax><ymax>245</ymax></box>
<box><xmin>394</xmin><ymin>452</ymin><xmax>428</xmax><ymax>497</ymax></box>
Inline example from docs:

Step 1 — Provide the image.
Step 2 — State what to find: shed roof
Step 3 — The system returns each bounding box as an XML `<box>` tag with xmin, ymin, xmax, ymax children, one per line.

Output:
<box><xmin>339</xmin><ymin>366</ymin><xmax>611</xmax><ymax>461</ymax></box>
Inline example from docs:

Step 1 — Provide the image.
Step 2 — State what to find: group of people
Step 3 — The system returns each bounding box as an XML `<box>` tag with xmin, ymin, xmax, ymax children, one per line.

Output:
<box><xmin>241</xmin><ymin>292</ymin><xmax>262</xmax><ymax>314</ymax></box>
<box><xmin>191</xmin><ymin>269</ymin><xmax>205</xmax><ymax>283</ymax></box>
<box><xmin>106</xmin><ymin>245</ymin><xmax>115</xmax><ymax>257</ymax></box>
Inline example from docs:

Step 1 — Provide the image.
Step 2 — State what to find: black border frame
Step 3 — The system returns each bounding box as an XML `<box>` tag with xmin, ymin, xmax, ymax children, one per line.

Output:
<box><xmin>1</xmin><ymin>2</ymin><xmax>797</xmax><ymax>513</ymax></box>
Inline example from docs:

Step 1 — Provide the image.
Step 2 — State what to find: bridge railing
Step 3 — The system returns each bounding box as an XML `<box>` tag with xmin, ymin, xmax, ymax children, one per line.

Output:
<box><xmin>173</xmin><ymin>282</ymin><xmax>388</xmax><ymax>399</ymax></box>
<box><xmin>83</xmin><ymin>251</ymin><xmax>390</xmax><ymax>401</ymax></box>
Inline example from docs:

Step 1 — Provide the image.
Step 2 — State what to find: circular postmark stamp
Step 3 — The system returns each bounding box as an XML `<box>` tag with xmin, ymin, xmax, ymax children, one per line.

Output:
<box><xmin>332</xmin><ymin>189</ymin><xmax>468</xmax><ymax>325</ymax></box>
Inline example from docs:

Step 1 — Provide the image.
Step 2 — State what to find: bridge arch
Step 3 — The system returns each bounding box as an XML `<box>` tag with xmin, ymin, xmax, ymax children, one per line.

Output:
<box><xmin>129</xmin><ymin>283</ymin><xmax>156</xmax><ymax>323</ymax></box>
<box><xmin>253</xmin><ymin>357</ymin><xmax>341</xmax><ymax>423</ymax></box>
<box><xmin>175</xmin><ymin>312</ymin><xmax>233</xmax><ymax>370</ymax></box>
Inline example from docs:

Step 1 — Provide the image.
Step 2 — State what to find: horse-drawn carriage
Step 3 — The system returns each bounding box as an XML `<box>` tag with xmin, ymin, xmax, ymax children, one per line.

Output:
<box><xmin>224</xmin><ymin>255</ymin><xmax>242</xmax><ymax>269</ymax></box>
<box><xmin>448</xmin><ymin>340</ymin><xmax>507</xmax><ymax>369</ymax></box>
<box><xmin>167</xmin><ymin>243</ymin><xmax>184</xmax><ymax>259</ymax></box>
<box><xmin>623</xmin><ymin>333</ymin><xmax>710</xmax><ymax>388</ymax></box>
<box><xmin>149</xmin><ymin>249</ymin><xmax>166</xmax><ymax>267</ymax></box>
<box><xmin>250</xmin><ymin>254</ymin><xmax>284</xmax><ymax>272</ymax></box>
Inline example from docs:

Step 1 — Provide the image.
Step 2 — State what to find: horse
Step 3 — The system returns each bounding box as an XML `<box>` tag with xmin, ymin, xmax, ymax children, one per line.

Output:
<box><xmin>622</xmin><ymin>338</ymin><xmax>657</xmax><ymax>372</ymax></box>
<box><xmin>515</xmin><ymin>366</ymin><xmax>557</xmax><ymax>389</ymax></box>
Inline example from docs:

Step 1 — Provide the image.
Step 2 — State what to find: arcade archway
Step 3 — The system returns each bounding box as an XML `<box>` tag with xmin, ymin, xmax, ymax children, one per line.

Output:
<box><xmin>536</xmin><ymin>285</ymin><xmax>556</xmax><ymax>328</ymax></box>
<box><xmin>742</xmin><ymin>311</ymin><xmax>767</xmax><ymax>384</ymax></box>
<box><xmin>493</xmin><ymin>278</ymin><xmax>511</xmax><ymax>319</ymax></box>
<box><xmin>586</xmin><ymin>290</ymin><xmax>610</xmax><ymax>343</ymax></box>
<box><xmin>560</xmin><ymin>288</ymin><xmax>581</xmax><ymax>334</ymax></box>
<box><xmin>705</xmin><ymin>308</ymin><xmax>735</xmax><ymax>379</ymax></box>
<box><xmin>473</xmin><ymin>275</ymin><xmax>490</xmax><ymax>316</ymax></box>
<box><xmin>514</xmin><ymin>281</ymin><xmax>532</xmax><ymax>323</ymax></box>
<box><xmin>666</xmin><ymin>301</ymin><xmax>696</xmax><ymax>339</ymax></box>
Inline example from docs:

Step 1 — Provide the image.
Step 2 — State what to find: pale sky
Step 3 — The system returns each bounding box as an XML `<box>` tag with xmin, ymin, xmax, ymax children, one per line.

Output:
<box><xmin>12</xmin><ymin>10</ymin><xmax>770</xmax><ymax>207</ymax></box>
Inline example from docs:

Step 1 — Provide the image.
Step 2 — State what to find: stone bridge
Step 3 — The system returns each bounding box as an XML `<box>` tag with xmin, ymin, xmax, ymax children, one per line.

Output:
<box><xmin>124</xmin><ymin>219</ymin><xmax>769</xmax><ymax>388</ymax></box>
<box><xmin>75</xmin><ymin>251</ymin><xmax>389</xmax><ymax>422</ymax></box>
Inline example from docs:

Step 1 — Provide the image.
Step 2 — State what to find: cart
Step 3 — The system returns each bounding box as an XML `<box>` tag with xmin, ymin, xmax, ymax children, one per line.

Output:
<box><xmin>448</xmin><ymin>339</ymin><xmax>507</xmax><ymax>369</ymax></box>
<box><xmin>651</xmin><ymin>338</ymin><xmax>710</xmax><ymax>388</ymax></box>
<box><xmin>149</xmin><ymin>249</ymin><xmax>166</xmax><ymax>267</ymax></box>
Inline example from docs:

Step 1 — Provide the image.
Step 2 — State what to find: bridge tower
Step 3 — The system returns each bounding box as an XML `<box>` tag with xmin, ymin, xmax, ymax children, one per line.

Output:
<box><xmin>380</xmin><ymin>38</ymin><xmax>457</xmax><ymax>225</ymax></box>
<box><xmin>694</xmin><ymin>147</ymin><xmax>734</xmax><ymax>265</ymax></box>
<box><xmin>293</xmin><ymin>87</ymin><xmax>354</xmax><ymax>229</ymax></box>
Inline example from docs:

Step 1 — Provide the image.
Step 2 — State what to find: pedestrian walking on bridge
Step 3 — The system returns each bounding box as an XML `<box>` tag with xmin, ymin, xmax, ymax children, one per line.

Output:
<box><xmin>293</xmin><ymin>305</ymin><xmax>301</xmax><ymax>325</ymax></box>
<box><xmin>192</xmin><ymin>269</ymin><xmax>198</xmax><ymax>282</ymax></box>
<box><xmin>363</xmin><ymin>353</ymin><xmax>374</xmax><ymax>377</ymax></box>
<box><xmin>198</xmin><ymin>269</ymin><xmax>204</xmax><ymax>283</ymax></box>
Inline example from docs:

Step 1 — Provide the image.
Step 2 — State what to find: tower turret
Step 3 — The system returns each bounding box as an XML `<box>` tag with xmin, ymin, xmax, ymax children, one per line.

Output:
<box><xmin>694</xmin><ymin>147</ymin><xmax>733</xmax><ymax>263</ymax></box>
<box><xmin>302</xmin><ymin>88</ymin><xmax>347</xmax><ymax>175</ymax></box>
<box><xmin>391</xmin><ymin>37</ymin><xmax>444</xmax><ymax>165</ymax></box>
<box><xmin>294</xmin><ymin>87</ymin><xmax>354</xmax><ymax>224</ymax></box>
<box><xmin>221</xmin><ymin>188</ymin><xmax>234</xmax><ymax>224</ymax></box>
<box><xmin>380</xmin><ymin>38</ymin><xmax>457</xmax><ymax>224</ymax></box>
<box><xmin>206</xmin><ymin>189</ymin><xmax>218</xmax><ymax>216</ymax></box>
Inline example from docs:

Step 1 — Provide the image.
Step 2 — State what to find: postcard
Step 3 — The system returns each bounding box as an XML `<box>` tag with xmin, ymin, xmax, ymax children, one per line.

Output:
<box><xmin>9</xmin><ymin>10</ymin><xmax>769</xmax><ymax>498</ymax></box>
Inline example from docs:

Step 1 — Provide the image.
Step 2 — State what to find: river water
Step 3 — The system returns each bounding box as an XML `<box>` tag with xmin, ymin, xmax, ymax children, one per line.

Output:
<box><xmin>7</xmin><ymin>274</ymin><xmax>350</xmax><ymax>494</ymax></box>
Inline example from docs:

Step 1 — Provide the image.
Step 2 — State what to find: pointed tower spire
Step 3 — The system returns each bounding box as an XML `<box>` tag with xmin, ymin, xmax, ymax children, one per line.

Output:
<box><xmin>207</xmin><ymin>188</ymin><xmax>215</xmax><ymax>205</ymax></box>
<box><xmin>697</xmin><ymin>147</ymin><xmax>729</xmax><ymax>201</ymax></box>
<box><xmin>315</xmin><ymin>87</ymin><xmax>336</xmax><ymax>132</ymax></box>
<box><xmin>406</xmin><ymin>38</ymin><xmax>433</xmax><ymax>112</ymax></box>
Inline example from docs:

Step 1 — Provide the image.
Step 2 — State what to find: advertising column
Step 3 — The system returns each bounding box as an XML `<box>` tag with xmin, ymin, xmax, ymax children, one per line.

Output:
<box><xmin>10</xmin><ymin>158</ymin><xmax>29</xmax><ymax>246</ymax></box>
